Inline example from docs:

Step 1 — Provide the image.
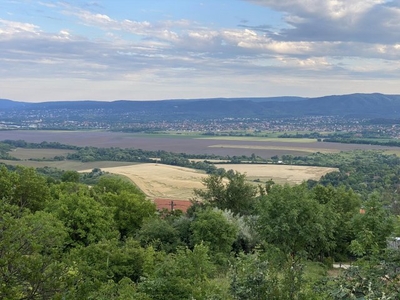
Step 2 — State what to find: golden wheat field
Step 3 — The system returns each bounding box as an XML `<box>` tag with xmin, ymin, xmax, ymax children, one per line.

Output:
<box><xmin>218</xmin><ymin>164</ymin><xmax>338</xmax><ymax>184</ymax></box>
<box><xmin>87</xmin><ymin>163</ymin><xmax>338</xmax><ymax>200</ymax></box>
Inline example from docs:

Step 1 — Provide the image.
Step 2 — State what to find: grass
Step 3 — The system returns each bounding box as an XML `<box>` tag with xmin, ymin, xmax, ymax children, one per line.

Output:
<box><xmin>0</xmin><ymin>159</ymin><xmax>136</xmax><ymax>171</ymax></box>
<box><xmin>384</xmin><ymin>149</ymin><xmax>400</xmax><ymax>156</ymax></box>
<box><xmin>216</xmin><ymin>164</ymin><xmax>337</xmax><ymax>185</ymax></box>
<box><xmin>10</xmin><ymin>148</ymin><xmax>76</xmax><ymax>160</ymax></box>
<box><xmin>81</xmin><ymin>163</ymin><xmax>207</xmax><ymax>200</ymax></box>
<box><xmin>80</xmin><ymin>163</ymin><xmax>337</xmax><ymax>199</ymax></box>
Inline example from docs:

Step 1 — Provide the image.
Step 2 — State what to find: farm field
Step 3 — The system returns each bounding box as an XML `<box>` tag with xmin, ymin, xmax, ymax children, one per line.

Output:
<box><xmin>218</xmin><ymin>164</ymin><xmax>338</xmax><ymax>185</ymax></box>
<box><xmin>81</xmin><ymin>163</ymin><xmax>207</xmax><ymax>200</ymax></box>
<box><xmin>85</xmin><ymin>163</ymin><xmax>338</xmax><ymax>200</ymax></box>
<box><xmin>0</xmin><ymin>159</ymin><xmax>135</xmax><ymax>171</ymax></box>
<box><xmin>1</xmin><ymin>130</ymin><xmax>398</xmax><ymax>159</ymax></box>
<box><xmin>208</xmin><ymin>144</ymin><xmax>338</xmax><ymax>154</ymax></box>
<box><xmin>197</xmin><ymin>136</ymin><xmax>317</xmax><ymax>143</ymax></box>
<box><xmin>10</xmin><ymin>148</ymin><xmax>76</xmax><ymax>160</ymax></box>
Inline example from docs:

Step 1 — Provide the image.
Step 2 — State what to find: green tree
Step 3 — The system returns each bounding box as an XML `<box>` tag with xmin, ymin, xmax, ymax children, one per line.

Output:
<box><xmin>320</xmin><ymin>250</ymin><xmax>400</xmax><ymax>299</ymax></box>
<box><xmin>0</xmin><ymin>204</ymin><xmax>74</xmax><ymax>299</ymax></box>
<box><xmin>194</xmin><ymin>171</ymin><xmax>258</xmax><ymax>215</ymax></box>
<box><xmin>61</xmin><ymin>170</ymin><xmax>80</xmax><ymax>183</ymax></box>
<box><xmin>0</xmin><ymin>166</ymin><xmax>51</xmax><ymax>212</ymax></box>
<box><xmin>349</xmin><ymin>192</ymin><xmax>394</xmax><ymax>257</ymax></box>
<box><xmin>313</xmin><ymin>185</ymin><xmax>361</xmax><ymax>260</ymax></box>
<box><xmin>190</xmin><ymin>207</ymin><xmax>238</xmax><ymax>262</ymax></box>
<box><xmin>230</xmin><ymin>251</ymin><xmax>319</xmax><ymax>300</ymax></box>
<box><xmin>139</xmin><ymin>243</ymin><xmax>228</xmax><ymax>300</ymax></box>
<box><xmin>94</xmin><ymin>176</ymin><xmax>143</xmax><ymax>195</ymax></box>
<box><xmin>49</xmin><ymin>193</ymin><xmax>119</xmax><ymax>246</ymax></box>
<box><xmin>256</xmin><ymin>184</ymin><xmax>335</xmax><ymax>259</ymax></box>
<box><xmin>137</xmin><ymin>217</ymin><xmax>181</xmax><ymax>253</ymax></box>
<box><xmin>67</xmin><ymin>238</ymin><xmax>160</xmax><ymax>299</ymax></box>
<box><xmin>100</xmin><ymin>191</ymin><xmax>156</xmax><ymax>237</ymax></box>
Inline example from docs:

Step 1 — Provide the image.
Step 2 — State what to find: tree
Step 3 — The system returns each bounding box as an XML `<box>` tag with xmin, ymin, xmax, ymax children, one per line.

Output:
<box><xmin>138</xmin><ymin>244</ymin><xmax>228</xmax><ymax>300</ymax></box>
<box><xmin>312</xmin><ymin>185</ymin><xmax>361</xmax><ymax>260</ymax></box>
<box><xmin>0</xmin><ymin>166</ymin><xmax>51</xmax><ymax>212</ymax></box>
<box><xmin>94</xmin><ymin>176</ymin><xmax>143</xmax><ymax>196</ymax></box>
<box><xmin>320</xmin><ymin>250</ymin><xmax>400</xmax><ymax>299</ymax></box>
<box><xmin>193</xmin><ymin>171</ymin><xmax>258</xmax><ymax>215</ymax></box>
<box><xmin>137</xmin><ymin>217</ymin><xmax>181</xmax><ymax>253</ymax></box>
<box><xmin>99</xmin><ymin>191</ymin><xmax>156</xmax><ymax>237</ymax></box>
<box><xmin>349</xmin><ymin>192</ymin><xmax>394</xmax><ymax>257</ymax></box>
<box><xmin>68</xmin><ymin>238</ymin><xmax>160</xmax><ymax>299</ymax></box>
<box><xmin>49</xmin><ymin>193</ymin><xmax>119</xmax><ymax>246</ymax></box>
<box><xmin>256</xmin><ymin>184</ymin><xmax>335</xmax><ymax>259</ymax></box>
<box><xmin>190</xmin><ymin>207</ymin><xmax>238</xmax><ymax>262</ymax></box>
<box><xmin>0</xmin><ymin>204</ymin><xmax>74</xmax><ymax>299</ymax></box>
<box><xmin>61</xmin><ymin>170</ymin><xmax>80</xmax><ymax>183</ymax></box>
<box><xmin>230</xmin><ymin>251</ymin><xmax>319</xmax><ymax>300</ymax></box>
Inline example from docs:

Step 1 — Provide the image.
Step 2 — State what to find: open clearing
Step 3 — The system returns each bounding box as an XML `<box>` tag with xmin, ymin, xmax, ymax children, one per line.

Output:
<box><xmin>82</xmin><ymin>163</ymin><xmax>208</xmax><ymax>200</ymax></box>
<box><xmin>1</xmin><ymin>130</ymin><xmax>398</xmax><ymax>159</ymax></box>
<box><xmin>11</xmin><ymin>148</ymin><xmax>76</xmax><ymax>160</ymax></box>
<box><xmin>219</xmin><ymin>164</ymin><xmax>338</xmax><ymax>185</ymax></box>
<box><xmin>86</xmin><ymin>163</ymin><xmax>338</xmax><ymax>200</ymax></box>
<box><xmin>0</xmin><ymin>159</ymin><xmax>135</xmax><ymax>171</ymax></box>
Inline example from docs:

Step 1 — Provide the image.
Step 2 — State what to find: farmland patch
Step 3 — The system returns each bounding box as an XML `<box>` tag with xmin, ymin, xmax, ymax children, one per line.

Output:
<box><xmin>89</xmin><ymin>163</ymin><xmax>338</xmax><ymax>200</ymax></box>
<box><xmin>219</xmin><ymin>164</ymin><xmax>338</xmax><ymax>185</ymax></box>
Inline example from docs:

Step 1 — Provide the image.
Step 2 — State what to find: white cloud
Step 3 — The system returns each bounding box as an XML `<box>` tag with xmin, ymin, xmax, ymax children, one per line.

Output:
<box><xmin>0</xmin><ymin>19</ymin><xmax>40</xmax><ymax>35</ymax></box>
<box><xmin>1</xmin><ymin>1</ymin><xmax>400</xmax><ymax>100</ymax></box>
<box><xmin>246</xmin><ymin>0</ymin><xmax>400</xmax><ymax>44</ymax></box>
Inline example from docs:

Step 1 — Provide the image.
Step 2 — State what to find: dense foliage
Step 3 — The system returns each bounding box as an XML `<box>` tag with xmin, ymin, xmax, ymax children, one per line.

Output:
<box><xmin>1</xmin><ymin>165</ymin><xmax>399</xmax><ymax>299</ymax></box>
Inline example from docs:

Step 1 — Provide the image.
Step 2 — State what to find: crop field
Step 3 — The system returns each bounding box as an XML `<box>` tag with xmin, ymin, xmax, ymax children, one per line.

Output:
<box><xmin>208</xmin><ymin>144</ymin><xmax>339</xmax><ymax>154</ymax></box>
<box><xmin>10</xmin><ymin>148</ymin><xmax>76</xmax><ymax>160</ymax></box>
<box><xmin>197</xmin><ymin>136</ymin><xmax>317</xmax><ymax>143</ymax></box>
<box><xmin>0</xmin><ymin>159</ymin><xmax>135</xmax><ymax>171</ymax></box>
<box><xmin>1</xmin><ymin>130</ymin><xmax>398</xmax><ymax>159</ymax></box>
<box><xmin>85</xmin><ymin>163</ymin><xmax>338</xmax><ymax>200</ymax></box>
<box><xmin>218</xmin><ymin>164</ymin><xmax>338</xmax><ymax>185</ymax></box>
<box><xmin>82</xmin><ymin>163</ymin><xmax>208</xmax><ymax>200</ymax></box>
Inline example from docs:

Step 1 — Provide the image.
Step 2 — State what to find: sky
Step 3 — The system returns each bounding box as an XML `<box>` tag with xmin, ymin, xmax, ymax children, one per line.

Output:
<box><xmin>1</xmin><ymin>0</ymin><xmax>400</xmax><ymax>102</ymax></box>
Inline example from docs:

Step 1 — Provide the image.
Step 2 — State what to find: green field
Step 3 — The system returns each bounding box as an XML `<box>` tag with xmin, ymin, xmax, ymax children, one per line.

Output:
<box><xmin>11</xmin><ymin>148</ymin><xmax>76</xmax><ymax>160</ymax></box>
<box><xmin>0</xmin><ymin>159</ymin><xmax>135</xmax><ymax>171</ymax></box>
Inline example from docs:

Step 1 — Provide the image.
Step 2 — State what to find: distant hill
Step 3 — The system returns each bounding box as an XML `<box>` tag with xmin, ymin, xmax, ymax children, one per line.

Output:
<box><xmin>1</xmin><ymin>93</ymin><xmax>400</xmax><ymax>119</ymax></box>
<box><xmin>0</xmin><ymin>99</ymin><xmax>26</xmax><ymax>109</ymax></box>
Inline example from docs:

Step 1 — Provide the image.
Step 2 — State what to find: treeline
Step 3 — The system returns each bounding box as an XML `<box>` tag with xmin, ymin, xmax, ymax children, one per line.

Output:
<box><xmin>2</xmin><ymin>139</ymin><xmax>80</xmax><ymax>149</ymax></box>
<box><xmin>289</xmin><ymin>151</ymin><xmax>400</xmax><ymax>206</ymax></box>
<box><xmin>323</xmin><ymin>137</ymin><xmax>400</xmax><ymax>147</ymax></box>
<box><xmin>0</xmin><ymin>140</ymin><xmax>230</xmax><ymax>174</ymax></box>
<box><xmin>1</xmin><ymin>166</ymin><xmax>399</xmax><ymax>299</ymax></box>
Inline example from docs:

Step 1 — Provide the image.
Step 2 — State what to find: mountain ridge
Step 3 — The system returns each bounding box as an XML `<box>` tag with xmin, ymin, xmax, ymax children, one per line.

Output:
<box><xmin>1</xmin><ymin>93</ymin><xmax>400</xmax><ymax>119</ymax></box>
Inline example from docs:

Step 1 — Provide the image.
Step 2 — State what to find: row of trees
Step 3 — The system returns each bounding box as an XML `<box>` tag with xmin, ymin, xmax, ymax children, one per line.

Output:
<box><xmin>1</xmin><ymin>165</ymin><xmax>398</xmax><ymax>299</ymax></box>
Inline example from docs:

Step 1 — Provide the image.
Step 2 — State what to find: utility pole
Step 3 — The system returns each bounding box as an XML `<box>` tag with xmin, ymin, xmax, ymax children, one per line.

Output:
<box><xmin>170</xmin><ymin>200</ymin><xmax>175</xmax><ymax>211</ymax></box>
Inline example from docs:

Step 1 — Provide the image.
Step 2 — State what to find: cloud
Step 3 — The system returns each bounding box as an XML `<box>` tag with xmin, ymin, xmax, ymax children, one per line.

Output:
<box><xmin>1</xmin><ymin>1</ymin><xmax>400</xmax><ymax>101</ymax></box>
<box><xmin>246</xmin><ymin>0</ymin><xmax>400</xmax><ymax>44</ymax></box>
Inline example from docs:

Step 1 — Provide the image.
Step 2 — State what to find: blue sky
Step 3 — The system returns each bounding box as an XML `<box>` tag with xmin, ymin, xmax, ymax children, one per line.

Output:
<box><xmin>1</xmin><ymin>0</ymin><xmax>400</xmax><ymax>102</ymax></box>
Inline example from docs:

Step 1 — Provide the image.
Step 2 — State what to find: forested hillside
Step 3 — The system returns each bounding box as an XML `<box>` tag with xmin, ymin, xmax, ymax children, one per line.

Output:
<box><xmin>2</xmin><ymin>93</ymin><xmax>400</xmax><ymax>119</ymax></box>
<box><xmin>1</xmin><ymin>165</ymin><xmax>399</xmax><ymax>299</ymax></box>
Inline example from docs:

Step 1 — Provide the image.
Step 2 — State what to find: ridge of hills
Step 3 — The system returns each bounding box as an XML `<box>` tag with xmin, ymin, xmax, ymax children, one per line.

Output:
<box><xmin>1</xmin><ymin>93</ymin><xmax>400</xmax><ymax>119</ymax></box>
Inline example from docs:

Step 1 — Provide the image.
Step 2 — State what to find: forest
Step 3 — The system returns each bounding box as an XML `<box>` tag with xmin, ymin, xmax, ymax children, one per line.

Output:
<box><xmin>1</xmin><ymin>158</ymin><xmax>400</xmax><ymax>299</ymax></box>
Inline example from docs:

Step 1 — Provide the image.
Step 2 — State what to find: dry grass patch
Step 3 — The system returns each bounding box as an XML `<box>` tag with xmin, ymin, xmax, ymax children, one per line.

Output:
<box><xmin>10</xmin><ymin>148</ymin><xmax>76</xmax><ymax>160</ymax></box>
<box><xmin>84</xmin><ymin>163</ymin><xmax>207</xmax><ymax>200</ymax></box>
<box><xmin>0</xmin><ymin>159</ymin><xmax>135</xmax><ymax>171</ymax></box>
<box><xmin>219</xmin><ymin>164</ymin><xmax>338</xmax><ymax>185</ymax></box>
<box><xmin>86</xmin><ymin>163</ymin><xmax>338</xmax><ymax>200</ymax></box>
